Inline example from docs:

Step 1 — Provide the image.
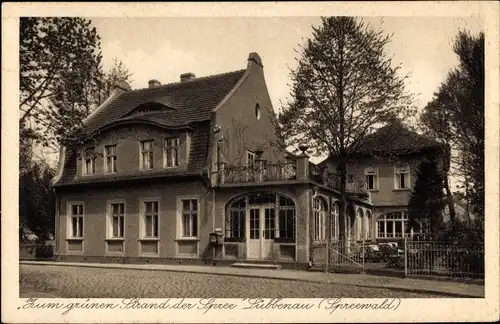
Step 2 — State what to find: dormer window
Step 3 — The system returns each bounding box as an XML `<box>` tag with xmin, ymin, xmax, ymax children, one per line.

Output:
<box><xmin>83</xmin><ymin>147</ymin><xmax>96</xmax><ymax>175</ymax></box>
<box><xmin>140</xmin><ymin>140</ymin><xmax>154</xmax><ymax>170</ymax></box>
<box><xmin>164</xmin><ymin>137</ymin><xmax>179</xmax><ymax>168</ymax></box>
<box><xmin>394</xmin><ymin>165</ymin><xmax>410</xmax><ymax>190</ymax></box>
<box><xmin>104</xmin><ymin>145</ymin><xmax>117</xmax><ymax>173</ymax></box>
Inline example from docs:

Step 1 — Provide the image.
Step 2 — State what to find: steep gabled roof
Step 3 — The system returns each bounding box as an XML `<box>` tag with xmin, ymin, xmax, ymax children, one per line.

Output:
<box><xmin>53</xmin><ymin>69</ymin><xmax>248</xmax><ymax>187</ymax></box>
<box><xmin>84</xmin><ymin>69</ymin><xmax>246</xmax><ymax>134</ymax></box>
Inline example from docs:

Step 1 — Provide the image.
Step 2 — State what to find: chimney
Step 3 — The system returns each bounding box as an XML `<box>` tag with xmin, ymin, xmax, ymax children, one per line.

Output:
<box><xmin>180</xmin><ymin>72</ymin><xmax>196</xmax><ymax>82</ymax></box>
<box><xmin>148</xmin><ymin>79</ymin><xmax>161</xmax><ymax>88</ymax></box>
<box><xmin>247</xmin><ymin>52</ymin><xmax>263</xmax><ymax>68</ymax></box>
<box><xmin>113</xmin><ymin>80</ymin><xmax>131</xmax><ymax>92</ymax></box>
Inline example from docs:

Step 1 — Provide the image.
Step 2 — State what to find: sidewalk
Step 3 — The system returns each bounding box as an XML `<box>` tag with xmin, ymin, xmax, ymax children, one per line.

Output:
<box><xmin>20</xmin><ymin>260</ymin><xmax>484</xmax><ymax>298</ymax></box>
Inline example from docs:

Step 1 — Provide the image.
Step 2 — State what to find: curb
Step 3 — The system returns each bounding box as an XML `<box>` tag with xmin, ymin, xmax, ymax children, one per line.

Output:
<box><xmin>20</xmin><ymin>261</ymin><xmax>482</xmax><ymax>298</ymax></box>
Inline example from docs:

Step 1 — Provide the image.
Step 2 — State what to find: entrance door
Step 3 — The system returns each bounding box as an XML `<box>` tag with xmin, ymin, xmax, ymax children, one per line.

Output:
<box><xmin>262</xmin><ymin>208</ymin><xmax>275</xmax><ymax>259</ymax></box>
<box><xmin>246</xmin><ymin>207</ymin><xmax>275</xmax><ymax>260</ymax></box>
<box><xmin>247</xmin><ymin>208</ymin><xmax>261</xmax><ymax>259</ymax></box>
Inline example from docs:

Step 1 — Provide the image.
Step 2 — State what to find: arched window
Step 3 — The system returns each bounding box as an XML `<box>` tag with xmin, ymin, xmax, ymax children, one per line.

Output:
<box><xmin>365</xmin><ymin>210</ymin><xmax>372</xmax><ymax>239</ymax></box>
<box><xmin>226</xmin><ymin>197</ymin><xmax>246</xmax><ymax>239</ymax></box>
<box><xmin>313</xmin><ymin>196</ymin><xmax>328</xmax><ymax>240</ymax></box>
<box><xmin>225</xmin><ymin>192</ymin><xmax>296</xmax><ymax>242</ymax></box>
<box><xmin>376</xmin><ymin>211</ymin><xmax>408</xmax><ymax>238</ymax></box>
<box><xmin>331</xmin><ymin>202</ymin><xmax>339</xmax><ymax>239</ymax></box>
<box><xmin>356</xmin><ymin>208</ymin><xmax>363</xmax><ymax>241</ymax></box>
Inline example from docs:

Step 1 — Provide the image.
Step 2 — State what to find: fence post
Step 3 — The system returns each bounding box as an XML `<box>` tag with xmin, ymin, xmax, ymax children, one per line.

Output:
<box><xmin>361</xmin><ymin>238</ymin><xmax>365</xmax><ymax>273</ymax></box>
<box><xmin>404</xmin><ymin>236</ymin><xmax>408</xmax><ymax>277</ymax></box>
<box><xmin>325</xmin><ymin>241</ymin><xmax>329</xmax><ymax>273</ymax></box>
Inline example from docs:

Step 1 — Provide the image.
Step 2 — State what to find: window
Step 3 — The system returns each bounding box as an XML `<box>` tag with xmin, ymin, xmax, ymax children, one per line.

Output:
<box><xmin>313</xmin><ymin>197</ymin><xmax>327</xmax><ymax>240</ymax></box>
<box><xmin>104</xmin><ymin>145</ymin><xmax>117</xmax><ymax>173</ymax></box>
<box><xmin>365</xmin><ymin>211</ymin><xmax>372</xmax><ymax>239</ymax></box>
<box><xmin>278</xmin><ymin>196</ymin><xmax>295</xmax><ymax>239</ymax></box>
<box><xmin>246</xmin><ymin>151</ymin><xmax>256</xmax><ymax>169</ymax></box>
<box><xmin>108</xmin><ymin>202</ymin><xmax>125</xmax><ymax>238</ymax></box>
<box><xmin>376</xmin><ymin>211</ymin><xmax>408</xmax><ymax>238</ymax></box>
<box><xmin>164</xmin><ymin>137</ymin><xmax>179</xmax><ymax>168</ymax></box>
<box><xmin>69</xmin><ymin>203</ymin><xmax>84</xmax><ymax>238</ymax></box>
<box><xmin>227</xmin><ymin>197</ymin><xmax>245</xmax><ymax>239</ymax></box>
<box><xmin>225</xmin><ymin>193</ymin><xmax>296</xmax><ymax>242</ymax></box>
<box><xmin>140</xmin><ymin>140</ymin><xmax>154</xmax><ymax>170</ymax></box>
<box><xmin>364</xmin><ymin>167</ymin><xmax>378</xmax><ymax>190</ymax></box>
<box><xmin>394</xmin><ymin>166</ymin><xmax>410</xmax><ymax>189</ymax></box>
<box><xmin>331</xmin><ymin>203</ymin><xmax>339</xmax><ymax>239</ymax></box>
<box><xmin>346</xmin><ymin>174</ymin><xmax>355</xmax><ymax>191</ymax></box>
<box><xmin>181</xmin><ymin>199</ymin><xmax>198</xmax><ymax>237</ymax></box>
<box><xmin>83</xmin><ymin>147</ymin><xmax>96</xmax><ymax>175</ymax></box>
<box><xmin>356</xmin><ymin>209</ymin><xmax>363</xmax><ymax>240</ymax></box>
<box><xmin>142</xmin><ymin>201</ymin><xmax>159</xmax><ymax>238</ymax></box>
<box><xmin>255</xmin><ymin>104</ymin><xmax>261</xmax><ymax>120</ymax></box>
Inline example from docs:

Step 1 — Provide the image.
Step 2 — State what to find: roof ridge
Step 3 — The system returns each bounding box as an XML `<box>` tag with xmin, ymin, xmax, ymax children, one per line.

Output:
<box><xmin>131</xmin><ymin>68</ymin><xmax>247</xmax><ymax>93</ymax></box>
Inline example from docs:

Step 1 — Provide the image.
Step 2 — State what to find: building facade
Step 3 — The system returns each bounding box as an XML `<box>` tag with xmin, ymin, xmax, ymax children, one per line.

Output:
<box><xmin>52</xmin><ymin>53</ymin><xmax>440</xmax><ymax>267</ymax></box>
<box><xmin>320</xmin><ymin>122</ymin><xmax>446</xmax><ymax>244</ymax></box>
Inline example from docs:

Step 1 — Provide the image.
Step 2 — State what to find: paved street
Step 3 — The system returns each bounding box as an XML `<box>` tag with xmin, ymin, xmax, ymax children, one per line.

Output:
<box><xmin>20</xmin><ymin>264</ymin><xmax>450</xmax><ymax>298</ymax></box>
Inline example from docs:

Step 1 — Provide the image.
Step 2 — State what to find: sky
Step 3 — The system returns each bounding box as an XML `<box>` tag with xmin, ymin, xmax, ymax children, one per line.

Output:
<box><xmin>92</xmin><ymin>16</ymin><xmax>483</xmax><ymax>113</ymax></box>
<box><xmin>39</xmin><ymin>16</ymin><xmax>483</xmax><ymax>191</ymax></box>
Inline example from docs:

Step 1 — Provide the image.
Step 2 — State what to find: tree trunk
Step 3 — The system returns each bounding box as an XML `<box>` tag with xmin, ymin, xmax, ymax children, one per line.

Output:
<box><xmin>338</xmin><ymin>162</ymin><xmax>348</xmax><ymax>252</ymax></box>
<box><xmin>443</xmin><ymin>173</ymin><xmax>456</xmax><ymax>224</ymax></box>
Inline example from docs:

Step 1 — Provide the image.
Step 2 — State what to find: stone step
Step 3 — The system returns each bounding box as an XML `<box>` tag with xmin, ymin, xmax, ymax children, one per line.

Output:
<box><xmin>231</xmin><ymin>262</ymin><xmax>282</xmax><ymax>270</ymax></box>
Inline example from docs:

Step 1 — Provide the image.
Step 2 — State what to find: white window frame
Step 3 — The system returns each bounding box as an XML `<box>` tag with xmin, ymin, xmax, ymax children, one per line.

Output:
<box><xmin>365</xmin><ymin>211</ymin><xmax>372</xmax><ymax>239</ymax></box>
<box><xmin>364</xmin><ymin>167</ymin><xmax>379</xmax><ymax>191</ymax></box>
<box><xmin>313</xmin><ymin>196</ymin><xmax>327</xmax><ymax>241</ymax></box>
<box><xmin>107</xmin><ymin>200</ymin><xmax>125</xmax><ymax>239</ymax></box>
<box><xmin>376</xmin><ymin>211</ymin><xmax>409</xmax><ymax>238</ymax></box>
<box><xmin>355</xmin><ymin>209</ymin><xmax>363</xmax><ymax>241</ymax></box>
<box><xmin>104</xmin><ymin>145</ymin><xmax>117</xmax><ymax>173</ymax></box>
<box><xmin>331</xmin><ymin>202</ymin><xmax>339</xmax><ymax>239</ymax></box>
<box><xmin>82</xmin><ymin>147</ymin><xmax>96</xmax><ymax>176</ymax></box>
<box><xmin>140</xmin><ymin>140</ymin><xmax>154</xmax><ymax>170</ymax></box>
<box><xmin>67</xmin><ymin>202</ymin><xmax>84</xmax><ymax>239</ymax></box>
<box><xmin>246</xmin><ymin>150</ymin><xmax>256</xmax><ymax>168</ymax></box>
<box><xmin>164</xmin><ymin>137</ymin><xmax>180</xmax><ymax>168</ymax></box>
<box><xmin>177</xmin><ymin>197</ymin><xmax>200</xmax><ymax>239</ymax></box>
<box><xmin>139</xmin><ymin>198</ymin><xmax>160</xmax><ymax>239</ymax></box>
<box><xmin>394</xmin><ymin>165</ymin><xmax>410</xmax><ymax>190</ymax></box>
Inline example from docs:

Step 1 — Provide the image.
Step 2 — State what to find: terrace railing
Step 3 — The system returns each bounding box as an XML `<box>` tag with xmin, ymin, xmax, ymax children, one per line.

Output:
<box><xmin>405</xmin><ymin>240</ymin><xmax>484</xmax><ymax>279</ymax></box>
<box><xmin>221</xmin><ymin>161</ymin><xmax>297</xmax><ymax>184</ymax></box>
<box><xmin>218</xmin><ymin>157</ymin><xmax>366</xmax><ymax>195</ymax></box>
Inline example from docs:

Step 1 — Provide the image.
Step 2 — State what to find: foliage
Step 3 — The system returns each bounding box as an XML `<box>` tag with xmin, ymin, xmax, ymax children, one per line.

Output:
<box><xmin>19</xmin><ymin>18</ymin><xmax>133</xmax><ymax>243</ymax></box>
<box><xmin>19</xmin><ymin>161</ymin><xmax>56</xmax><ymax>243</ymax></box>
<box><xmin>276</xmin><ymin>17</ymin><xmax>414</xmax><ymax>238</ymax></box>
<box><xmin>20</xmin><ymin>17</ymin><xmax>103</xmax><ymax>149</ymax></box>
<box><xmin>94</xmin><ymin>58</ymin><xmax>134</xmax><ymax>106</ymax></box>
<box><xmin>408</xmin><ymin>158</ymin><xmax>446</xmax><ymax>234</ymax></box>
<box><xmin>420</xmin><ymin>30</ymin><xmax>484</xmax><ymax>219</ymax></box>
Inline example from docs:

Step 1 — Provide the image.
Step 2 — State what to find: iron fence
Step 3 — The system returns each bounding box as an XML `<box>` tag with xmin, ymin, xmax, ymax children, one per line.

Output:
<box><xmin>222</xmin><ymin>162</ymin><xmax>296</xmax><ymax>184</ymax></box>
<box><xmin>223</xmin><ymin>166</ymin><xmax>255</xmax><ymax>184</ymax></box>
<box><xmin>311</xmin><ymin>239</ymin><xmax>376</xmax><ymax>273</ymax></box>
<box><xmin>405</xmin><ymin>240</ymin><xmax>484</xmax><ymax>279</ymax></box>
<box><xmin>263</xmin><ymin>162</ymin><xmax>297</xmax><ymax>181</ymax></box>
<box><xmin>19</xmin><ymin>243</ymin><xmax>54</xmax><ymax>260</ymax></box>
<box><xmin>310</xmin><ymin>239</ymin><xmax>483</xmax><ymax>279</ymax></box>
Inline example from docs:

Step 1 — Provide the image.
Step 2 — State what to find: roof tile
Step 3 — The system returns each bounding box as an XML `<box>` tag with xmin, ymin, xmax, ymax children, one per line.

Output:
<box><xmin>85</xmin><ymin>69</ymin><xmax>246</xmax><ymax>134</ymax></box>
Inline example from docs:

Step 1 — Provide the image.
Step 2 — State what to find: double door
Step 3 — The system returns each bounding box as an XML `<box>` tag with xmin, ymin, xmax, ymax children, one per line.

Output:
<box><xmin>246</xmin><ymin>207</ymin><xmax>275</xmax><ymax>260</ymax></box>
